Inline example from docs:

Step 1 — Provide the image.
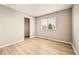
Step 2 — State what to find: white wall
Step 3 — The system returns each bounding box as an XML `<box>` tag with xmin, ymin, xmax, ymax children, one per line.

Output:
<box><xmin>35</xmin><ymin>9</ymin><xmax>72</xmax><ymax>43</ymax></box>
<box><xmin>0</xmin><ymin>5</ymin><xmax>35</xmax><ymax>47</ymax></box>
<box><xmin>72</xmin><ymin>5</ymin><xmax>79</xmax><ymax>54</ymax></box>
<box><xmin>30</xmin><ymin>17</ymin><xmax>35</xmax><ymax>38</ymax></box>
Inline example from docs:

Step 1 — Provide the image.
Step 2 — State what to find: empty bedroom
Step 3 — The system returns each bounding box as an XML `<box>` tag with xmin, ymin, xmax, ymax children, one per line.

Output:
<box><xmin>0</xmin><ymin>4</ymin><xmax>79</xmax><ymax>55</ymax></box>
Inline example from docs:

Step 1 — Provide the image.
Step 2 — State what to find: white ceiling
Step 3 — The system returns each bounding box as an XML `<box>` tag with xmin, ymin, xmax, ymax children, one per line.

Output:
<box><xmin>3</xmin><ymin>4</ymin><xmax>72</xmax><ymax>17</ymax></box>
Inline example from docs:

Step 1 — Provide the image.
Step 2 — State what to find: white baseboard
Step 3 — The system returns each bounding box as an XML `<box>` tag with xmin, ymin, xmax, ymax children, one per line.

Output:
<box><xmin>36</xmin><ymin>35</ymin><xmax>72</xmax><ymax>45</ymax></box>
<box><xmin>49</xmin><ymin>38</ymin><xmax>72</xmax><ymax>45</ymax></box>
<box><xmin>71</xmin><ymin>44</ymin><xmax>78</xmax><ymax>55</ymax></box>
<box><xmin>0</xmin><ymin>40</ymin><xmax>24</xmax><ymax>48</ymax></box>
<box><xmin>0</xmin><ymin>35</ymin><xmax>35</xmax><ymax>48</ymax></box>
<box><xmin>30</xmin><ymin>35</ymin><xmax>35</xmax><ymax>38</ymax></box>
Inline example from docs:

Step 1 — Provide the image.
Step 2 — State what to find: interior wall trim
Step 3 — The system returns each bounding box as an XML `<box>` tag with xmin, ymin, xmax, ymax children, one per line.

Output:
<box><xmin>71</xmin><ymin>44</ymin><xmax>78</xmax><ymax>55</ymax></box>
<box><xmin>35</xmin><ymin>35</ymin><xmax>72</xmax><ymax>45</ymax></box>
<box><xmin>0</xmin><ymin>40</ymin><xmax>24</xmax><ymax>48</ymax></box>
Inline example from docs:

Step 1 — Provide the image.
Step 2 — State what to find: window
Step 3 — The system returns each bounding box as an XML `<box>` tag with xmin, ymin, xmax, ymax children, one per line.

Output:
<box><xmin>41</xmin><ymin>19</ymin><xmax>48</xmax><ymax>30</ymax></box>
<box><xmin>41</xmin><ymin>17</ymin><xmax>56</xmax><ymax>30</ymax></box>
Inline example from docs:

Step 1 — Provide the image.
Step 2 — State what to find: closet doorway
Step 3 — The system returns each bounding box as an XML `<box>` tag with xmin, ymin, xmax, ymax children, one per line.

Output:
<box><xmin>24</xmin><ymin>17</ymin><xmax>30</xmax><ymax>39</ymax></box>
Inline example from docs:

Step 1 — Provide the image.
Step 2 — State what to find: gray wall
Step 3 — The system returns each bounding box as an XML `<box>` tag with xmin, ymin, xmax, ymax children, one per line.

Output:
<box><xmin>72</xmin><ymin>5</ymin><xmax>79</xmax><ymax>54</ymax></box>
<box><xmin>0</xmin><ymin>5</ymin><xmax>35</xmax><ymax>47</ymax></box>
<box><xmin>35</xmin><ymin>8</ymin><xmax>72</xmax><ymax>43</ymax></box>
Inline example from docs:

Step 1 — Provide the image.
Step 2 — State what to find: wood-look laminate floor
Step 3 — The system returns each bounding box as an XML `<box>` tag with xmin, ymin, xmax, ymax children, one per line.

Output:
<box><xmin>0</xmin><ymin>37</ymin><xmax>75</xmax><ymax>55</ymax></box>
